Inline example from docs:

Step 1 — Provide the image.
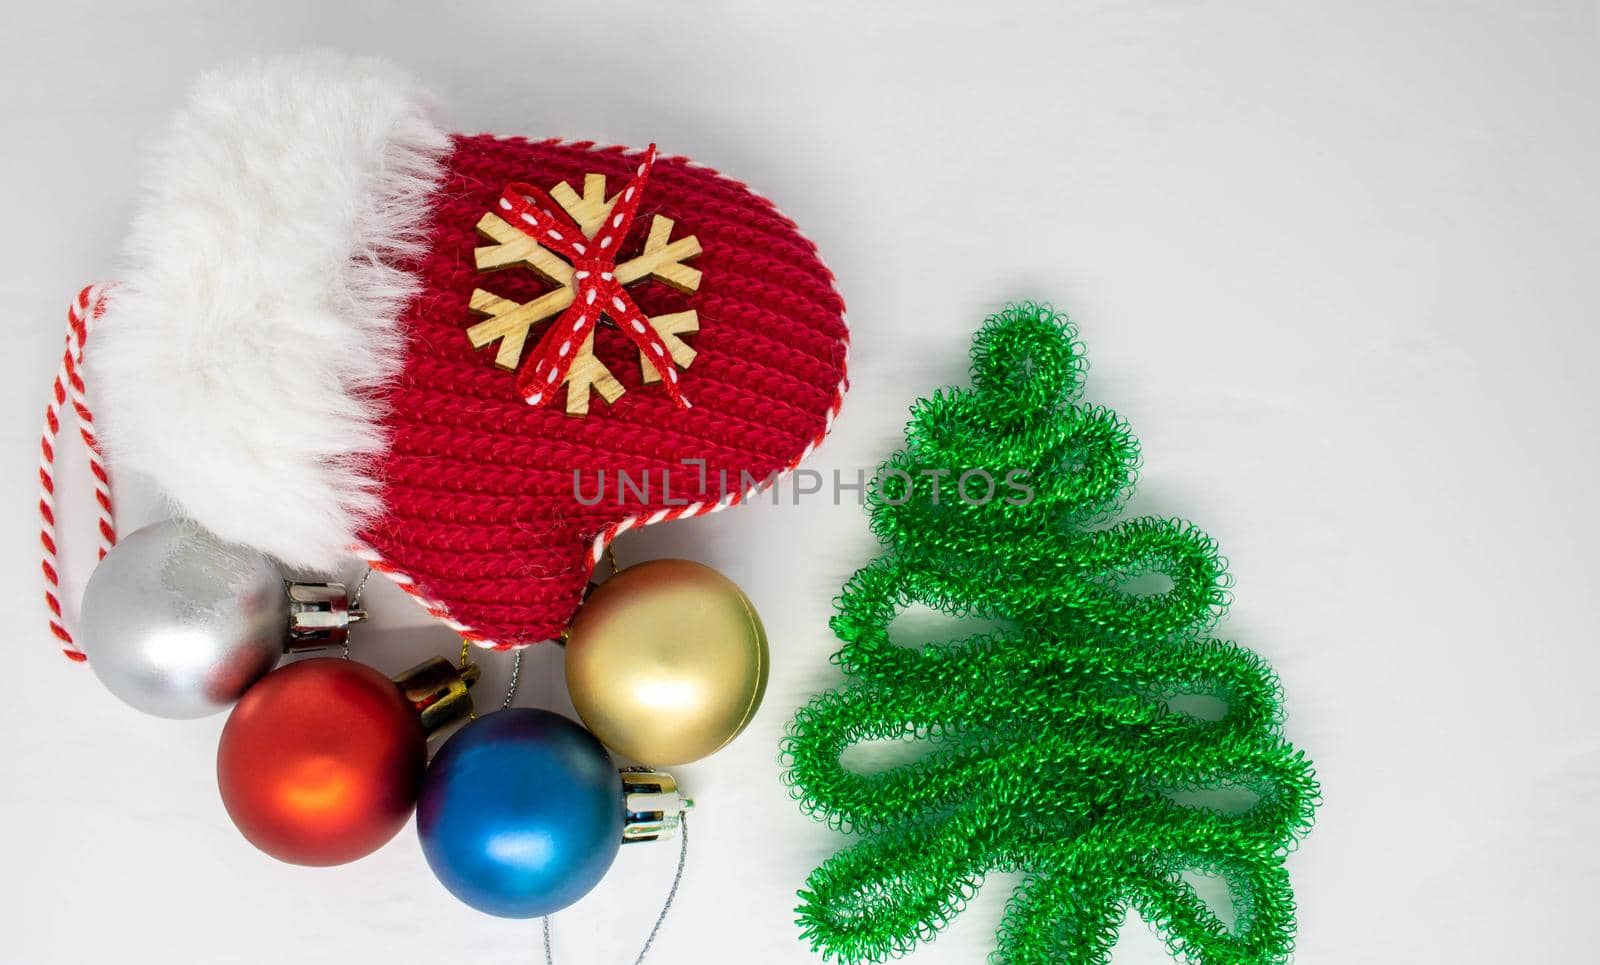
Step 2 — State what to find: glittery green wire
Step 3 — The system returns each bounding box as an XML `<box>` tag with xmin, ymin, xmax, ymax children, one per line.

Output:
<box><xmin>782</xmin><ymin>303</ymin><xmax>1318</xmax><ymax>964</ymax></box>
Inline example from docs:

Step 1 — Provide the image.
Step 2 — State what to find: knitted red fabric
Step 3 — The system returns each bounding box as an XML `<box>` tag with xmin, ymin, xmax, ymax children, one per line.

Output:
<box><xmin>359</xmin><ymin>136</ymin><xmax>848</xmax><ymax>648</ymax></box>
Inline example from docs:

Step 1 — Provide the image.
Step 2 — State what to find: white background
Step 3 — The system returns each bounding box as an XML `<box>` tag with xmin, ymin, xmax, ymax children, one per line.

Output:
<box><xmin>3</xmin><ymin>2</ymin><xmax>1597</xmax><ymax>963</ymax></box>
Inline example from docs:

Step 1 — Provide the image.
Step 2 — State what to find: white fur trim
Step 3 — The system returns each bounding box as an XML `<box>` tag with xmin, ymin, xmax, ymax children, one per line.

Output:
<box><xmin>85</xmin><ymin>53</ymin><xmax>450</xmax><ymax>572</ymax></box>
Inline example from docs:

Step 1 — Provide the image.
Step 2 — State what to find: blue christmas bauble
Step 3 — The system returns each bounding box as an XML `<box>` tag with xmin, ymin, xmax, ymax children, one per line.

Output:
<box><xmin>417</xmin><ymin>708</ymin><xmax>623</xmax><ymax>917</ymax></box>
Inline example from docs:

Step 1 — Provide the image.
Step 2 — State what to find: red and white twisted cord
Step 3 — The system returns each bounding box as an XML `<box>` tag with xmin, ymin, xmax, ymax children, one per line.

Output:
<box><xmin>41</xmin><ymin>285</ymin><xmax>115</xmax><ymax>661</ymax></box>
<box><xmin>347</xmin><ymin>546</ymin><xmax>500</xmax><ymax>647</ymax></box>
<box><xmin>585</xmin><ymin>374</ymin><xmax>848</xmax><ymax>568</ymax></box>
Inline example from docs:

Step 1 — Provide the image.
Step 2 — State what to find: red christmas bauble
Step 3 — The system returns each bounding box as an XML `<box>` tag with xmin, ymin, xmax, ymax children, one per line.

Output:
<box><xmin>216</xmin><ymin>658</ymin><xmax>425</xmax><ymax>866</ymax></box>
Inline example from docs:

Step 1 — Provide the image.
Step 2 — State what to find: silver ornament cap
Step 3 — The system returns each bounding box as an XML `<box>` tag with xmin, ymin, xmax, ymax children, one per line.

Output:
<box><xmin>79</xmin><ymin>519</ymin><xmax>347</xmax><ymax>719</ymax></box>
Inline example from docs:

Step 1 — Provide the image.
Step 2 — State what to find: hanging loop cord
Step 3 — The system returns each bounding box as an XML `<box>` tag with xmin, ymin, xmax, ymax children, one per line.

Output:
<box><xmin>541</xmin><ymin>813</ymin><xmax>689</xmax><ymax>965</ymax></box>
<box><xmin>40</xmin><ymin>285</ymin><xmax>116</xmax><ymax>661</ymax></box>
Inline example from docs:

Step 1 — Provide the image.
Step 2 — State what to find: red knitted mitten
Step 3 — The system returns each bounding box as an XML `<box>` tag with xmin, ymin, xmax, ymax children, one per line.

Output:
<box><xmin>84</xmin><ymin>54</ymin><xmax>848</xmax><ymax>648</ymax></box>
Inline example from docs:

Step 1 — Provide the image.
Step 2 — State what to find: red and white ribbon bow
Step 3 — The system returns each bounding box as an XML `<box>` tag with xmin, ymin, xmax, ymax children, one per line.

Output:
<box><xmin>496</xmin><ymin>145</ymin><xmax>691</xmax><ymax>410</ymax></box>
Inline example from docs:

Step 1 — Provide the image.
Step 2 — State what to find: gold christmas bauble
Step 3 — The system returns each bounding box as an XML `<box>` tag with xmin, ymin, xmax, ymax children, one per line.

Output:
<box><xmin>564</xmin><ymin>559</ymin><xmax>768</xmax><ymax>766</ymax></box>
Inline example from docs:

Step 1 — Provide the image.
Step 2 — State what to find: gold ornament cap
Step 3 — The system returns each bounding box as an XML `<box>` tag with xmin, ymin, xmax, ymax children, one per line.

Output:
<box><xmin>392</xmin><ymin>657</ymin><xmax>479</xmax><ymax>737</ymax></box>
<box><xmin>565</xmin><ymin>559</ymin><xmax>768</xmax><ymax>766</ymax></box>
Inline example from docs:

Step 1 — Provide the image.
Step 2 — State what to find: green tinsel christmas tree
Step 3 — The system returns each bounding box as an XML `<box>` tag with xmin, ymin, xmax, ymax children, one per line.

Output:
<box><xmin>783</xmin><ymin>304</ymin><xmax>1318</xmax><ymax>964</ymax></box>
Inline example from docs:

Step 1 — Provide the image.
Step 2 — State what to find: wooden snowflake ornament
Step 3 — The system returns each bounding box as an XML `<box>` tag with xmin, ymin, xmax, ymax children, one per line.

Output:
<box><xmin>466</xmin><ymin>147</ymin><xmax>704</xmax><ymax>414</ymax></box>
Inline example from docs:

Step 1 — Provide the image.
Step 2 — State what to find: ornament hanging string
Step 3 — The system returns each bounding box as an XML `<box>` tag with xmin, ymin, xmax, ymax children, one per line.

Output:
<box><xmin>495</xmin><ymin>144</ymin><xmax>692</xmax><ymax>409</ymax></box>
<box><xmin>39</xmin><ymin>284</ymin><xmax>116</xmax><ymax>660</ymax></box>
<box><xmin>341</xmin><ymin>567</ymin><xmax>374</xmax><ymax>660</ymax></box>
<box><xmin>541</xmin><ymin>804</ymin><xmax>689</xmax><ymax>965</ymax></box>
<box><xmin>459</xmin><ymin>638</ymin><xmax>524</xmax><ymax>715</ymax></box>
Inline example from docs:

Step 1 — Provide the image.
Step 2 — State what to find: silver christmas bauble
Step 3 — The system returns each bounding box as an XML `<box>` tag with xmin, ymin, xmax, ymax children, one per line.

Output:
<box><xmin>80</xmin><ymin>519</ymin><xmax>290</xmax><ymax>719</ymax></box>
